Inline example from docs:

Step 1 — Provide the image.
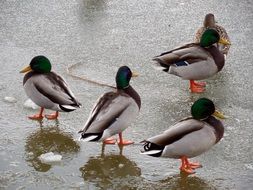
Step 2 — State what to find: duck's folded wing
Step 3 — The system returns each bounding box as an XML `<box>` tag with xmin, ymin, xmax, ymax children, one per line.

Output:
<box><xmin>33</xmin><ymin>72</ymin><xmax>81</xmax><ymax>106</ymax></box>
<box><xmin>153</xmin><ymin>43</ymin><xmax>208</xmax><ymax>66</ymax></box>
<box><xmin>52</xmin><ymin>72</ymin><xmax>81</xmax><ymax>106</ymax></box>
<box><xmin>147</xmin><ymin>118</ymin><xmax>204</xmax><ymax>146</ymax></box>
<box><xmin>80</xmin><ymin>92</ymin><xmax>132</xmax><ymax>134</ymax></box>
<box><xmin>158</xmin><ymin>43</ymin><xmax>197</xmax><ymax>56</ymax></box>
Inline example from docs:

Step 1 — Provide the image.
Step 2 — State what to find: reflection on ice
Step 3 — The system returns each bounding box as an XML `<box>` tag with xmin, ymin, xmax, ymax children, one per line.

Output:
<box><xmin>25</xmin><ymin>126</ymin><xmax>80</xmax><ymax>172</ymax></box>
<box><xmin>80</xmin><ymin>151</ymin><xmax>141</xmax><ymax>189</ymax></box>
<box><xmin>155</xmin><ymin>173</ymin><xmax>218</xmax><ymax>190</ymax></box>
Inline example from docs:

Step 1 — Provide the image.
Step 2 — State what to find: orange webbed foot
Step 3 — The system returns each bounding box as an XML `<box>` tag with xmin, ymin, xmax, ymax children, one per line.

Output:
<box><xmin>117</xmin><ymin>140</ymin><xmax>134</xmax><ymax>146</ymax></box>
<box><xmin>180</xmin><ymin>156</ymin><xmax>200</xmax><ymax>174</ymax></box>
<box><xmin>28</xmin><ymin>114</ymin><xmax>43</xmax><ymax>120</ymax></box>
<box><xmin>103</xmin><ymin>137</ymin><xmax>117</xmax><ymax>145</ymax></box>
<box><xmin>28</xmin><ymin>108</ymin><xmax>44</xmax><ymax>120</ymax></box>
<box><xmin>190</xmin><ymin>86</ymin><xmax>205</xmax><ymax>93</ymax></box>
<box><xmin>193</xmin><ymin>81</ymin><xmax>206</xmax><ymax>87</ymax></box>
<box><xmin>188</xmin><ymin>161</ymin><xmax>202</xmax><ymax>169</ymax></box>
<box><xmin>190</xmin><ymin>80</ymin><xmax>205</xmax><ymax>93</ymax></box>
<box><xmin>180</xmin><ymin>166</ymin><xmax>195</xmax><ymax>174</ymax></box>
<box><xmin>118</xmin><ymin>132</ymin><xmax>134</xmax><ymax>146</ymax></box>
<box><xmin>45</xmin><ymin>112</ymin><xmax>59</xmax><ymax>120</ymax></box>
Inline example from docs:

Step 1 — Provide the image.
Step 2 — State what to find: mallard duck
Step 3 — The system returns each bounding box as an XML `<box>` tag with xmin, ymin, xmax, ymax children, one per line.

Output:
<box><xmin>79</xmin><ymin>66</ymin><xmax>141</xmax><ymax>145</ymax></box>
<box><xmin>153</xmin><ymin>29</ymin><xmax>231</xmax><ymax>93</ymax></box>
<box><xmin>20</xmin><ymin>55</ymin><xmax>81</xmax><ymax>120</ymax></box>
<box><xmin>141</xmin><ymin>98</ymin><xmax>225</xmax><ymax>174</ymax></box>
<box><xmin>195</xmin><ymin>13</ymin><xmax>231</xmax><ymax>57</ymax></box>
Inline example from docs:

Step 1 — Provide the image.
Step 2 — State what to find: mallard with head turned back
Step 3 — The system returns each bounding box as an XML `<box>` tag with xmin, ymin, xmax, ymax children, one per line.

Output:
<box><xmin>79</xmin><ymin>66</ymin><xmax>141</xmax><ymax>146</ymax></box>
<box><xmin>195</xmin><ymin>13</ymin><xmax>231</xmax><ymax>58</ymax></box>
<box><xmin>141</xmin><ymin>98</ymin><xmax>225</xmax><ymax>174</ymax></box>
<box><xmin>20</xmin><ymin>56</ymin><xmax>81</xmax><ymax>120</ymax></box>
<box><xmin>153</xmin><ymin>29</ymin><xmax>231</xmax><ymax>93</ymax></box>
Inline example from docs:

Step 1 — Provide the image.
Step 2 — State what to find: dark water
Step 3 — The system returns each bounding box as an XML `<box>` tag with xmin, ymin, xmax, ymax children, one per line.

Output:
<box><xmin>0</xmin><ymin>0</ymin><xmax>253</xmax><ymax>189</ymax></box>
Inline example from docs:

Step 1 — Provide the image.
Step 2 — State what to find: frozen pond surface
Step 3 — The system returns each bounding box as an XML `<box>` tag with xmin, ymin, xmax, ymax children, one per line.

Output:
<box><xmin>0</xmin><ymin>0</ymin><xmax>253</xmax><ymax>189</ymax></box>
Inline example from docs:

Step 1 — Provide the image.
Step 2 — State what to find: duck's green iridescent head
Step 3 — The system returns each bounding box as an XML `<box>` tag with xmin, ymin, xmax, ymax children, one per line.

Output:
<box><xmin>200</xmin><ymin>28</ymin><xmax>231</xmax><ymax>47</ymax></box>
<box><xmin>191</xmin><ymin>98</ymin><xmax>226</xmax><ymax>120</ymax></box>
<box><xmin>191</xmin><ymin>98</ymin><xmax>215</xmax><ymax>120</ymax></box>
<box><xmin>200</xmin><ymin>29</ymin><xmax>220</xmax><ymax>47</ymax></box>
<box><xmin>116</xmin><ymin>66</ymin><xmax>138</xmax><ymax>89</ymax></box>
<box><xmin>20</xmin><ymin>55</ymin><xmax>52</xmax><ymax>74</ymax></box>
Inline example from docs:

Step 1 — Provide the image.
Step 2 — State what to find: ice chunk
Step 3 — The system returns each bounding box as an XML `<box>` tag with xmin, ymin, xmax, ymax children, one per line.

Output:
<box><xmin>4</xmin><ymin>96</ymin><xmax>17</xmax><ymax>103</ymax></box>
<box><xmin>24</xmin><ymin>99</ymin><xmax>39</xmax><ymax>110</ymax></box>
<box><xmin>10</xmin><ymin>161</ymin><xmax>20</xmax><ymax>167</ymax></box>
<box><xmin>27</xmin><ymin>152</ymin><xmax>34</xmax><ymax>156</ymax></box>
<box><xmin>38</xmin><ymin>152</ymin><xmax>62</xmax><ymax>164</ymax></box>
<box><xmin>245</xmin><ymin>164</ymin><xmax>253</xmax><ymax>170</ymax></box>
<box><xmin>118</xmin><ymin>163</ymin><xmax>124</xmax><ymax>168</ymax></box>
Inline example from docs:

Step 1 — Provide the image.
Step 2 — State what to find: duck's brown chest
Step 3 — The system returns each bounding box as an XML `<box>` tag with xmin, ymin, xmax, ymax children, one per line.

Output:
<box><xmin>206</xmin><ymin>46</ymin><xmax>225</xmax><ymax>72</ymax></box>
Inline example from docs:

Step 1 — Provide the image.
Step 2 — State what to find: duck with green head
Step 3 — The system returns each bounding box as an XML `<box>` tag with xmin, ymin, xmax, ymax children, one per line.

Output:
<box><xmin>141</xmin><ymin>98</ymin><xmax>225</xmax><ymax>174</ymax></box>
<box><xmin>79</xmin><ymin>66</ymin><xmax>141</xmax><ymax>146</ymax></box>
<box><xmin>195</xmin><ymin>13</ymin><xmax>231</xmax><ymax>57</ymax></box>
<box><xmin>20</xmin><ymin>55</ymin><xmax>81</xmax><ymax>120</ymax></box>
<box><xmin>153</xmin><ymin>28</ymin><xmax>231</xmax><ymax>93</ymax></box>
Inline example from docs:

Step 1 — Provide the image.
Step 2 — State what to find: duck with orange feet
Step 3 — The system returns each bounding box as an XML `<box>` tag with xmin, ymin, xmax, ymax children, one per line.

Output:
<box><xmin>20</xmin><ymin>55</ymin><xmax>81</xmax><ymax>120</ymax></box>
<box><xmin>79</xmin><ymin>66</ymin><xmax>141</xmax><ymax>146</ymax></box>
<box><xmin>153</xmin><ymin>29</ymin><xmax>230</xmax><ymax>93</ymax></box>
<box><xmin>141</xmin><ymin>98</ymin><xmax>225</xmax><ymax>174</ymax></box>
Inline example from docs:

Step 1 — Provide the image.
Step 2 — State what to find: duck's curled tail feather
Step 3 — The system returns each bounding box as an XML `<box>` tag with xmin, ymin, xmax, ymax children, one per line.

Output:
<box><xmin>140</xmin><ymin>140</ymin><xmax>164</xmax><ymax>157</ymax></box>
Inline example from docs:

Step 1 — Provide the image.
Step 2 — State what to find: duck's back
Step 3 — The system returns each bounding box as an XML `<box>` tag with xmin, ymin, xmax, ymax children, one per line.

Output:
<box><xmin>162</xmin><ymin>123</ymin><xmax>217</xmax><ymax>158</ymax></box>
<box><xmin>154</xmin><ymin>43</ymin><xmax>212</xmax><ymax>66</ymax></box>
<box><xmin>23</xmin><ymin>72</ymin><xmax>80</xmax><ymax>111</ymax></box>
<box><xmin>80</xmin><ymin>90</ymin><xmax>139</xmax><ymax>141</ymax></box>
<box><xmin>145</xmin><ymin>118</ymin><xmax>217</xmax><ymax>159</ymax></box>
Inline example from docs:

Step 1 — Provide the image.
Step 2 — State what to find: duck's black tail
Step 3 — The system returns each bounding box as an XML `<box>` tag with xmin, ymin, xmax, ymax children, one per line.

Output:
<box><xmin>140</xmin><ymin>140</ymin><xmax>164</xmax><ymax>157</ymax></box>
<box><xmin>60</xmin><ymin>103</ymin><xmax>81</xmax><ymax>112</ymax></box>
<box><xmin>79</xmin><ymin>132</ymin><xmax>103</xmax><ymax>142</ymax></box>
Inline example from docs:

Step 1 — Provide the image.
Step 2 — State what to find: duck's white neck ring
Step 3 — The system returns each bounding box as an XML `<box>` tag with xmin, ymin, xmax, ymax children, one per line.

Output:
<box><xmin>123</xmin><ymin>85</ymin><xmax>130</xmax><ymax>89</ymax></box>
<box><xmin>200</xmin><ymin>116</ymin><xmax>209</xmax><ymax>121</ymax></box>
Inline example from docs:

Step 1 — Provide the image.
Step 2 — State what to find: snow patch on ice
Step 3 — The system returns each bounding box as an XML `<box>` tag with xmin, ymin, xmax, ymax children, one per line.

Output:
<box><xmin>4</xmin><ymin>96</ymin><xmax>17</xmax><ymax>103</ymax></box>
<box><xmin>24</xmin><ymin>99</ymin><xmax>39</xmax><ymax>110</ymax></box>
<box><xmin>245</xmin><ymin>164</ymin><xmax>253</xmax><ymax>170</ymax></box>
<box><xmin>38</xmin><ymin>152</ymin><xmax>62</xmax><ymax>164</ymax></box>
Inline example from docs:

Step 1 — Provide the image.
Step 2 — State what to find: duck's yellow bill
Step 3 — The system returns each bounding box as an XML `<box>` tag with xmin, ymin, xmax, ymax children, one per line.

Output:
<box><xmin>219</xmin><ymin>38</ymin><xmax>231</xmax><ymax>45</ymax></box>
<box><xmin>20</xmin><ymin>65</ymin><xmax>32</xmax><ymax>73</ymax></box>
<box><xmin>132</xmin><ymin>71</ymin><xmax>139</xmax><ymax>77</ymax></box>
<box><xmin>213</xmin><ymin>110</ymin><xmax>227</xmax><ymax>119</ymax></box>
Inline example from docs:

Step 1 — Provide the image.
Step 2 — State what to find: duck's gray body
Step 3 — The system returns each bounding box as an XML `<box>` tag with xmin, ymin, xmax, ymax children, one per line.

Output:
<box><xmin>79</xmin><ymin>86</ymin><xmax>141</xmax><ymax>142</ymax></box>
<box><xmin>153</xmin><ymin>43</ymin><xmax>225</xmax><ymax>80</ymax></box>
<box><xmin>23</xmin><ymin>71</ymin><xmax>81</xmax><ymax>112</ymax></box>
<box><xmin>142</xmin><ymin>116</ymin><xmax>224</xmax><ymax>159</ymax></box>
